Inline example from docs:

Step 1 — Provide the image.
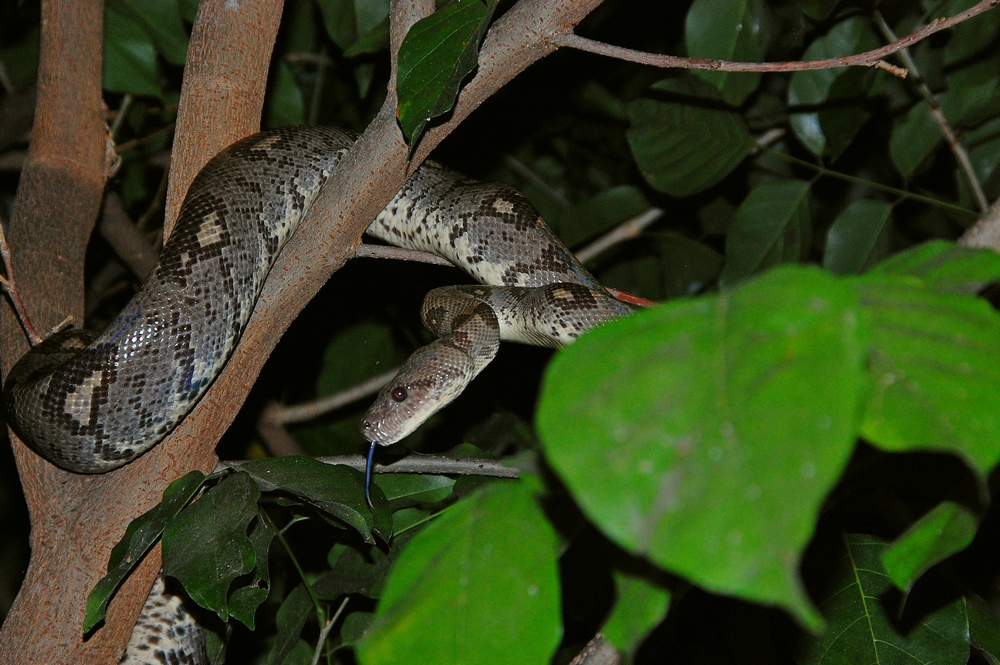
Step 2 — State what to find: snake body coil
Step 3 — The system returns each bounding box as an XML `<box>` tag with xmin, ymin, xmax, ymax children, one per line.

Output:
<box><xmin>4</xmin><ymin>125</ymin><xmax>630</xmax><ymax>474</ymax></box>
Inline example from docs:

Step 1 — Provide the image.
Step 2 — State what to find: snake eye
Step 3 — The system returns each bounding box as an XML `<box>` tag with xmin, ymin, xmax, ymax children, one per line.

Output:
<box><xmin>390</xmin><ymin>386</ymin><xmax>407</xmax><ymax>402</ymax></box>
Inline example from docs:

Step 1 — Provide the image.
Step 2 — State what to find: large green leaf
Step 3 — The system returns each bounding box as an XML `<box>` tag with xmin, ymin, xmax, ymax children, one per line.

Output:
<box><xmin>396</xmin><ymin>0</ymin><xmax>498</xmax><ymax>144</ymax></box>
<box><xmin>104</xmin><ymin>3</ymin><xmax>162</xmax><ymax>97</ymax></box>
<box><xmin>627</xmin><ymin>78</ymin><xmax>755</xmax><ymax>197</ymax></box>
<box><xmin>721</xmin><ymin>179</ymin><xmax>811</xmax><ymax>285</ymax></box>
<box><xmin>891</xmin><ymin>102</ymin><xmax>943</xmax><ymax>178</ymax></box>
<box><xmin>264</xmin><ymin>61</ymin><xmax>304</xmax><ymax>128</ymax></box>
<box><xmin>84</xmin><ymin>471</ymin><xmax>206</xmax><ymax>632</ymax></box>
<box><xmin>881</xmin><ymin>501</ymin><xmax>979</xmax><ymax>592</ymax></box>
<box><xmin>788</xmin><ymin>17</ymin><xmax>878</xmax><ymax>157</ymax></box>
<box><xmin>968</xmin><ymin>592</ymin><xmax>1000</xmax><ymax>665</ymax></box>
<box><xmin>316</xmin><ymin>0</ymin><xmax>389</xmax><ymax>52</ymax></box>
<box><xmin>685</xmin><ymin>0</ymin><xmax>766</xmax><ymax>105</ymax></box>
<box><xmin>162</xmin><ymin>472</ymin><xmax>261</xmax><ymax>621</ymax></box>
<box><xmin>869</xmin><ymin>240</ymin><xmax>1000</xmax><ymax>294</ymax></box>
<box><xmin>239</xmin><ymin>456</ymin><xmax>391</xmax><ymax>542</ymax></box>
<box><xmin>356</xmin><ymin>480</ymin><xmax>561</xmax><ymax>665</ymax></box>
<box><xmin>798</xmin><ymin>534</ymin><xmax>969</xmax><ymax>665</ymax></box>
<box><xmin>107</xmin><ymin>0</ymin><xmax>189</xmax><ymax>65</ymax></box>
<box><xmin>823</xmin><ymin>199</ymin><xmax>892</xmax><ymax>275</ymax></box>
<box><xmin>853</xmin><ymin>275</ymin><xmax>1000</xmax><ymax>474</ymax></box>
<box><xmin>227</xmin><ymin>516</ymin><xmax>276</xmax><ymax>629</ymax></box>
<box><xmin>268</xmin><ymin>583</ymin><xmax>313</xmax><ymax>665</ymax></box>
<box><xmin>538</xmin><ymin>266</ymin><xmax>867</xmax><ymax>628</ymax></box>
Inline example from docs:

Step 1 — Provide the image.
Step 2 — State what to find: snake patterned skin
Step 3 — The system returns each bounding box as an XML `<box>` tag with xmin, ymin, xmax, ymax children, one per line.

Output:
<box><xmin>120</xmin><ymin>577</ymin><xmax>206</xmax><ymax>665</ymax></box>
<box><xmin>3</xmin><ymin>125</ymin><xmax>633</xmax><ymax>664</ymax></box>
<box><xmin>4</xmin><ymin>124</ymin><xmax>630</xmax><ymax>473</ymax></box>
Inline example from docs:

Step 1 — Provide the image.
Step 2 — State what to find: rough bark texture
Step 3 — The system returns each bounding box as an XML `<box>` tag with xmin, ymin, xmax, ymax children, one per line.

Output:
<box><xmin>0</xmin><ymin>0</ymin><xmax>606</xmax><ymax>661</ymax></box>
<box><xmin>162</xmin><ymin>0</ymin><xmax>287</xmax><ymax>236</ymax></box>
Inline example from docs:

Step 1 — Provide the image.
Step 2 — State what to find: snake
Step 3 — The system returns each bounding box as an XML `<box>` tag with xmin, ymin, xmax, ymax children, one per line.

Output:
<box><xmin>4</xmin><ymin>124</ymin><xmax>631</xmax><ymax>475</ymax></box>
<box><xmin>2</xmin><ymin>124</ymin><xmax>632</xmax><ymax>663</ymax></box>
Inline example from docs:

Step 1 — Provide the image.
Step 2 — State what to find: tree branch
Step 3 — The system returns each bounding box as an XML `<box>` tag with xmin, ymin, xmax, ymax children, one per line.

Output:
<box><xmin>555</xmin><ymin>0</ymin><xmax>999</xmax><ymax>75</ymax></box>
<box><xmin>221</xmin><ymin>454</ymin><xmax>521</xmax><ymax>478</ymax></box>
<box><xmin>872</xmin><ymin>11</ymin><xmax>990</xmax><ymax>214</ymax></box>
<box><xmin>0</xmin><ymin>0</ymin><xmax>612</xmax><ymax>660</ymax></box>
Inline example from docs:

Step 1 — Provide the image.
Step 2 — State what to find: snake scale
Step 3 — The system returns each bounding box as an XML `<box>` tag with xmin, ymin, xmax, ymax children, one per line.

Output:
<box><xmin>3</xmin><ymin>125</ymin><xmax>632</xmax><ymax>663</ymax></box>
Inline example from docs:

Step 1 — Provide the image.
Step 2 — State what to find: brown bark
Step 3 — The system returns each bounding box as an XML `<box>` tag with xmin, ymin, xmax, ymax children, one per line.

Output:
<box><xmin>0</xmin><ymin>0</ymin><xmax>606</xmax><ymax>661</ymax></box>
<box><xmin>163</xmin><ymin>0</ymin><xmax>287</xmax><ymax>237</ymax></box>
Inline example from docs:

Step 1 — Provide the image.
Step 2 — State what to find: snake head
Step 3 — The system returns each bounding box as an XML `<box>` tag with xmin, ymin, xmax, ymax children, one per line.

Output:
<box><xmin>359</xmin><ymin>342</ymin><xmax>477</xmax><ymax>446</ymax></box>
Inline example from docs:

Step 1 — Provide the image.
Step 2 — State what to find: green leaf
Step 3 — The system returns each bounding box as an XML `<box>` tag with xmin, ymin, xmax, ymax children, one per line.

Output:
<box><xmin>356</xmin><ymin>480</ymin><xmax>561</xmax><ymax>665</ymax></box>
<box><xmin>227</xmin><ymin>516</ymin><xmax>276</xmax><ymax>629</ymax></box>
<box><xmin>264</xmin><ymin>60</ymin><xmax>305</xmax><ymax>128</ymax></box>
<box><xmin>396</xmin><ymin>0</ymin><xmax>498</xmax><ymax>144</ymax></box>
<box><xmin>823</xmin><ymin>199</ymin><xmax>892</xmax><ymax>275</ymax></box>
<box><xmin>555</xmin><ymin>185</ymin><xmax>650</xmax><ymax>248</ymax></box>
<box><xmin>317</xmin><ymin>0</ymin><xmax>389</xmax><ymax>51</ymax></box>
<box><xmin>316</xmin><ymin>530</ymin><xmax>419</xmax><ymax>601</ymax></box>
<box><xmin>869</xmin><ymin>240</ymin><xmax>1000</xmax><ymax>293</ymax></box>
<box><xmin>602</xmin><ymin>571</ymin><xmax>670</xmax><ymax>661</ymax></box>
<box><xmin>943</xmin><ymin>0</ymin><xmax>1000</xmax><ymax>66</ymax></box>
<box><xmin>940</xmin><ymin>57</ymin><xmax>1000</xmax><ymax>129</ymax></box>
<box><xmin>0</xmin><ymin>27</ymin><xmax>39</xmax><ymax>90</ymax></box>
<box><xmin>239</xmin><ymin>457</ymin><xmax>391</xmax><ymax>542</ymax></box>
<box><xmin>268</xmin><ymin>583</ymin><xmax>313</xmax><ymax>665</ymax></box>
<box><xmin>84</xmin><ymin>471</ymin><xmax>206</xmax><ymax>632</ymax></box>
<box><xmin>344</xmin><ymin>18</ymin><xmax>389</xmax><ymax>58</ymax></box>
<box><xmin>798</xmin><ymin>0</ymin><xmax>839</xmax><ymax>21</ymax></box>
<box><xmin>317</xmin><ymin>323</ymin><xmax>405</xmax><ymax>396</ymax></box>
<box><xmin>891</xmin><ymin>102</ymin><xmax>943</xmax><ymax>177</ymax></box>
<box><xmin>788</xmin><ymin>17</ymin><xmax>878</xmax><ymax>157</ymax></box>
<box><xmin>627</xmin><ymin>78</ymin><xmax>755</xmax><ymax>197</ymax></box>
<box><xmin>721</xmin><ymin>179</ymin><xmax>811</xmax><ymax>285</ymax></box>
<box><xmin>107</xmin><ymin>0</ymin><xmax>189</xmax><ymax>65</ymax></box>
<box><xmin>104</xmin><ymin>3</ymin><xmax>163</xmax><ymax>98</ymax></box>
<box><xmin>685</xmin><ymin>0</ymin><xmax>766</xmax><ymax>105</ymax></box>
<box><xmin>968</xmin><ymin>592</ymin><xmax>1000</xmax><ymax>665</ymax></box>
<box><xmin>854</xmin><ymin>275</ymin><xmax>1000</xmax><ymax>473</ymax></box>
<box><xmin>881</xmin><ymin>501</ymin><xmax>979</xmax><ymax>592</ymax></box>
<box><xmin>376</xmin><ymin>474</ymin><xmax>455</xmax><ymax>508</ymax></box>
<box><xmin>162</xmin><ymin>472</ymin><xmax>261</xmax><ymax>621</ymax></box>
<box><xmin>178</xmin><ymin>0</ymin><xmax>199</xmax><ymax>22</ymax></box>
<box><xmin>538</xmin><ymin>266</ymin><xmax>867</xmax><ymax>628</ymax></box>
<box><xmin>798</xmin><ymin>534</ymin><xmax>969</xmax><ymax>665</ymax></box>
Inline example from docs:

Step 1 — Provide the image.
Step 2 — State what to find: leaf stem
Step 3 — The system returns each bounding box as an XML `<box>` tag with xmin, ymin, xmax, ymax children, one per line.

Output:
<box><xmin>765</xmin><ymin>149</ymin><xmax>978</xmax><ymax>219</ymax></box>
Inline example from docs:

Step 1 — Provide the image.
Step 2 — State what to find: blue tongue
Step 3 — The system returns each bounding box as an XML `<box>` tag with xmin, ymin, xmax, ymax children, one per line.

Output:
<box><xmin>365</xmin><ymin>440</ymin><xmax>377</xmax><ymax>510</ymax></box>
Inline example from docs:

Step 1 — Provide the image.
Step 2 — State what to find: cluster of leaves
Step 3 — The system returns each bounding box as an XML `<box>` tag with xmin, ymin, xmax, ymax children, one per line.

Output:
<box><xmin>5</xmin><ymin>0</ymin><xmax>1000</xmax><ymax>663</ymax></box>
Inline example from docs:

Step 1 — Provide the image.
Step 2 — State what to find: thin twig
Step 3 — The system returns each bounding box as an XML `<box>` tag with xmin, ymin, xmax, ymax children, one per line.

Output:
<box><xmin>556</xmin><ymin>0</ymin><xmax>999</xmax><ymax>74</ymax></box>
<box><xmin>575</xmin><ymin>208</ymin><xmax>663</xmax><ymax>264</ymax></box>
<box><xmin>255</xmin><ymin>369</ymin><xmax>398</xmax><ymax>457</ymax></box>
<box><xmin>310</xmin><ymin>596</ymin><xmax>349</xmax><ymax>665</ymax></box>
<box><xmin>754</xmin><ymin>128</ymin><xmax>786</xmax><ymax>152</ymax></box>
<box><xmin>285</xmin><ymin>52</ymin><xmax>334</xmax><ymax>66</ymax></box>
<box><xmin>352</xmin><ymin>243</ymin><xmax>453</xmax><ymax>267</ymax></box>
<box><xmin>873</xmin><ymin>11</ymin><xmax>989</xmax><ymax>214</ymax></box>
<box><xmin>109</xmin><ymin>94</ymin><xmax>133</xmax><ymax>140</ymax></box>
<box><xmin>279</xmin><ymin>369</ymin><xmax>399</xmax><ymax>424</ymax></box>
<box><xmin>0</xmin><ymin>216</ymin><xmax>43</xmax><ymax>345</ymax></box>
<box><xmin>221</xmin><ymin>454</ymin><xmax>522</xmax><ymax>478</ymax></box>
<box><xmin>99</xmin><ymin>192</ymin><xmax>159</xmax><ymax>279</ymax></box>
<box><xmin>569</xmin><ymin>633</ymin><xmax>621</xmax><ymax>665</ymax></box>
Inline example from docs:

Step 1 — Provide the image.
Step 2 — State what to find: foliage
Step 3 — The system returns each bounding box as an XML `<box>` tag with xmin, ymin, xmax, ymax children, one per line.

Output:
<box><xmin>4</xmin><ymin>0</ymin><xmax>1000</xmax><ymax>663</ymax></box>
